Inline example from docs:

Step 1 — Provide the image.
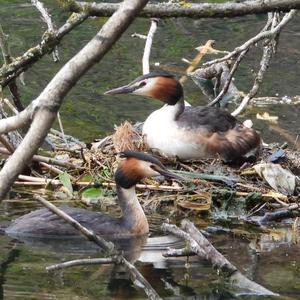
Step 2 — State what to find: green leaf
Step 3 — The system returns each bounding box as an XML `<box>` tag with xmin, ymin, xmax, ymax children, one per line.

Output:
<box><xmin>59</xmin><ymin>172</ymin><xmax>73</xmax><ymax>195</ymax></box>
<box><xmin>81</xmin><ymin>187</ymin><xmax>103</xmax><ymax>201</ymax></box>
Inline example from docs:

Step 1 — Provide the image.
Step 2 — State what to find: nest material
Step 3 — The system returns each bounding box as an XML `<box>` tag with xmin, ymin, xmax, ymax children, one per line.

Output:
<box><xmin>10</xmin><ymin>121</ymin><xmax>300</xmax><ymax>229</ymax></box>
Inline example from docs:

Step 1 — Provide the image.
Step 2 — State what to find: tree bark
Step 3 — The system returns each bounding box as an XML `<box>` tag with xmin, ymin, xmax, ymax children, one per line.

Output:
<box><xmin>68</xmin><ymin>0</ymin><xmax>300</xmax><ymax>18</ymax></box>
<box><xmin>0</xmin><ymin>0</ymin><xmax>149</xmax><ymax>199</ymax></box>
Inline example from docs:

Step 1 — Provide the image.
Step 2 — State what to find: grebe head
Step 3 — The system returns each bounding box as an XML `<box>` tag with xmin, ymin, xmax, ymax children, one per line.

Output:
<box><xmin>115</xmin><ymin>150</ymin><xmax>183</xmax><ymax>189</ymax></box>
<box><xmin>105</xmin><ymin>71</ymin><xmax>183</xmax><ymax>105</ymax></box>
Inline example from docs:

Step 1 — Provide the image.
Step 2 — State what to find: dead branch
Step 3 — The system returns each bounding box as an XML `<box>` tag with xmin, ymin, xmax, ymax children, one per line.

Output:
<box><xmin>0</xmin><ymin>11</ymin><xmax>89</xmax><ymax>88</ymax></box>
<box><xmin>204</xmin><ymin>9</ymin><xmax>296</xmax><ymax>68</ymax></box>
<box><xmin>0</xmin><ymin>147</ymin><xmax>77</xmax><ymax>169</ymax></box>
<box><xmin>46</xmin><ymin>258</ymin><xmax>115</xmax><ymax>271</ymax></box>
<box><xmin>143</xmin><ymin>19</ymin><xmax>159</xmax><ymax>74</ymax></box>
<box><xmin>35</xmin><ymin>194</ymin><xmax>162</xmax><ymax>299</ymax></box>
<box><xmin>246</xmin><ymin>203</ymin><xmax>300</xmax><ymax>225</ymax></box>
<box><xmin>0</xmin><ymin>24</ymin><xmax>24</xmax><ymax>112</ymax></box>
<box><xmin>206</xmin><ymin>50</ymin><xmax>247</xmax><ymax>107</ymax></box>
<box><xmin>56</xmin><ymin>112</ymin><xmax>69</xmax><ymax>149</ymax></box>
<box><xmin>34</xmin><ymin>195</ymin><xmax>115</xmax><ymax>251</ymax></box>
<box><xmin>163</xmin><ymin>247</ymin><xmax>196</xmax><ymax>258</ymax></box>
<box><xmin>31</xmin><ymin>0</ymin><xmax>59</xmax><ymax>62</ymax></box>
<box><xmin>67</xmin><ymin>1</ymin><xmax>300</xmax><ymax>19</ymax></box>
<box><xmin>162</xmin><ymin>220</ymin><xmax>279</xmax><ymax>296</ymax></box>
<box><xmin>231</xmin><ymin>11</ymin><xmax>283</xmax><ymax>116</ymax></box>
<box><xmin>191</xmin><ymin>61</ymin><xmax>240</xmax><ymax>105</ymax></box>
<box><xmin>0</xmin><ymin>0</ymin><xmax>150</xmax><ymax>198</ymax></box>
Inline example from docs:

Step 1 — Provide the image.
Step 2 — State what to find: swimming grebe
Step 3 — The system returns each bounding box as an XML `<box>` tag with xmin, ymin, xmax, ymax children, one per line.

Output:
<box><xmin>5</xmin><ymin>150</ymin><xmax>182</xmax><ymax>238</ymax></box>
<box><xmin>105</xmin><ymin>72</ymin><xmax>261</xmax><ymax>162</ymax></box>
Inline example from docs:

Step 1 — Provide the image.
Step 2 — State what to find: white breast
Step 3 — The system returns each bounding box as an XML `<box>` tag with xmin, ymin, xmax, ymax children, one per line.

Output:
<box><xmin>142</xmin><ymin>105</ymin><xmax>208</xmax><ymax>160</ymax></box>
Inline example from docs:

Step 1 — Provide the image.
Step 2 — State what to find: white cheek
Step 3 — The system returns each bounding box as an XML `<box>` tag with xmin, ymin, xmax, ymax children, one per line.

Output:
<box><xmin>133</xmin><ymin>79</ymin><xmax>157</xmax><ymax>96</ymax></box>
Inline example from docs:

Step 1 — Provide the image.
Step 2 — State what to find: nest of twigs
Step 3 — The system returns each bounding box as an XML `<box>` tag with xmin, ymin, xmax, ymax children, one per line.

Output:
<box><xmin>8</xmin><ymin>121</ymin><xmax>300</xmax><ymax>230</ymax></box>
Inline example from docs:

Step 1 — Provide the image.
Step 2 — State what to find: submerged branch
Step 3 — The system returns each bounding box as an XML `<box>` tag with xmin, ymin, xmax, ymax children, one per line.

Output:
<box><xmin>162</xmin><ymin>220</ymin><xmax>279</xmax><ymax>296</ymax></box>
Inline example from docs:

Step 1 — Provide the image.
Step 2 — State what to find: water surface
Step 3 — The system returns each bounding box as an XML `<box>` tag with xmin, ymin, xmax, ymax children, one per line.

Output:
<box><xmin>0</xmin><ymin>1</ymin><xmax>300</xmax><ymax>299</ymax></box>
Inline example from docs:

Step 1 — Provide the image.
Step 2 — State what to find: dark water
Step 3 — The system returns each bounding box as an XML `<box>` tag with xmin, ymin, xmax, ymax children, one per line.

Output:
<box><xmin>1</xmin><ymin>0</ymin><xmax>299</xmax><ymax>142</ymax></box>
<box><xmin>1</xmin><ymin>0</ymin><xmax>300</xmax><ymax>299</ymax></box>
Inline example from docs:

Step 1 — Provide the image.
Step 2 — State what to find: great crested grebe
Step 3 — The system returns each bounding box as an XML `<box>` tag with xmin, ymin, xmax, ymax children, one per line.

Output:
<box><xmin>5</xmin><ymin>150</ymin><xmax>182</xmax><ymax>238</ymax></box>
<box><xmin>105</xmin><ymin>71</ymin><xmax>261</xmax><ymax>162</ymax></box>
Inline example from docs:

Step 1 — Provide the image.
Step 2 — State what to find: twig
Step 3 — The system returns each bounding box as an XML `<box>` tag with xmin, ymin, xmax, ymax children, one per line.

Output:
<box><xmin>56</xmin><ymin>111</ymin><xmax>69</xmax><ymax>148</ymax></box>
<box><xmin>247</xmin><ymin>203</ymin><xmax>300</xmax><ymax>225</ymax></box>
<box><xmin>230</xmin><ymin>11</ymin><xmax>290</xmax><ymax>116</ymax></box>
<box><xmin>46</xmin><ymin>258</ymin><xmax>114</xmax><ymax>271</ymax></box>
<box><xmin>39</xmin><ymin>161</ymin><xmax>75</xmax><ymax>179</ymax></box>
<box><xmin>143</xmin><ymin>18</ymin><xmax>159</xmax><ymax>74</ymax></box>
<box><xmin>231</xmin><ymin>45</ymin><xmax>273</xmax><ymax>116</ymax></box>
<box><xmin>0</xmin><ymin>11</ymin><xmax>89</xmax><ymax>88</ymax></box>
<box><xmin>0</xmin><ymin>24</ymin><xmax>24</xmax><ymax>111</ymax></box>
<box><xmin>13</xmin><ymin>177</ymin><xmax>184</xmax><ymax>192</ymax></box>
<box><xmin>0</xmin><ymin>147</ymin><xmax>77</xmax><ymax>169</ymax></box>
<box><xmin>0</xmin><ymin>134</ymin><xmax>14</xmax><ymax>153</ymax></box>
<box><xmin>180</xmin><ymin>40</ymin><xmax>214</xmax><ymax>84</ymax></box>
<box><xmin>131</xmin><ymin>33</ymin><xmax>147</xmax><ymax>39</ymax></box>
<box><xmin>207</xmin><ymin>49</ymin><xmax>248</xmax><ymax>107</ymax></box>
<box><xmin>50</xmin><ymin>128</ymin><xmax>86</xmax><ymax>148</ymax></box>
<box><xmin>0</xmin><ymin>24</ymin><xmax>10</xmax><ymax>64</ymax></box>
<box><xmin>204</xmin><ymin>9</ymin><xmax>296</xmax><ymax>68</ymax></box>
<box><xmin>31</xmin><ymin>0</ymin><xmax>59</xmax><ymax>62</ymax></box>
<box><xmin>162</xmin><ymin>220</ymin><xmax>278</xmax><ymax>296</ymax></box>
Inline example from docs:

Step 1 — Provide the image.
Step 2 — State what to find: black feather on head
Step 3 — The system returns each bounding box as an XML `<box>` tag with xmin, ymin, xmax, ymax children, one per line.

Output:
<box><xmin>115</xmin><ymin>150</ymin><xmax>165</xmax><ymax>189</ymax></box>
<box><xmin>119</xmin><ymin>150</ymin><xmax>165</xmax><ymax>168</ymax></box>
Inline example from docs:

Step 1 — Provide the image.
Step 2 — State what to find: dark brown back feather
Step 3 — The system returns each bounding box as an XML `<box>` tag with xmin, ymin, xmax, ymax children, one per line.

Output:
<box><xmin>177</xmin><ymin>106</ymin><xmax>237</xmax><ymax>132</ymax></box>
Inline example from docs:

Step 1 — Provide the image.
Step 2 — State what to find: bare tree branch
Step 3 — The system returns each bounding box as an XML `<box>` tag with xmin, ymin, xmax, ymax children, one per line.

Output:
<box><xmin>35</xmin><ymin>194</ymin><xmax>162</xmax><ymax>299</ymax></box>
<box><xmin>143</xmin><ymin>18</ymin><xmax>158</xmax><ymax>74</ymax></box>
<box><xmin>46</xmin><ymin>258</ymin><xmax>115</xmax><ymax>271</ymax></box>
<box><xmin>204</xmin><ymin>9</ymin><xmax>296</xmax><ymax>67</ymax></box>
<box><xmin>206</xmin><ymin>49</ymin><xmax>248</xmax><ymax>107</ymax></box>
<box><xmin>230</xmin><ymin>10</ymin><xmax>294</xmax><ymax>116</ymax></box>
<box><xmin>31</xmin><ymin>0</ymin><xmax>60</xmax><ymax>62</ymax></box>
<box><xmin>162</xmin><ymin>220</ymin><xmax>279</xmax><ymax>296</ymax></box>
<box><xmin>0</xmin><ymin>0</ymin><xmax>150</xmax><ymax>198</ymax></box>
<box><xmin>66</xmin><ymin>0</ymin><xmax>300</xmax><ymax>19</ymax></box>
<box><xmin>0</xmin><ymin>11</ymin><xmax>89</xmax><ymax>88</ymax></box>
<box><xmin>0</xmin><ymin>24</ymin><xmax>24</xmax><ymax>111</ymax></box>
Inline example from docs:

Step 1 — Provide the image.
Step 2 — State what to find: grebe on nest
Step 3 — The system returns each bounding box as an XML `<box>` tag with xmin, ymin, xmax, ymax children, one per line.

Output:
<box><xmin>105</xmin><ymin>71</ymin><xmax>261</xmax><ymax>163</ymax></box>
<box><xmin>5</xmin><ymin>150</ymin><xmax>182</xmax><ymax>238</ymax></box>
